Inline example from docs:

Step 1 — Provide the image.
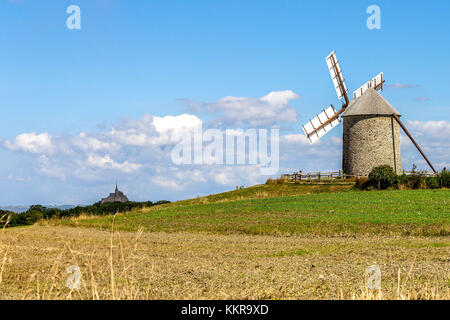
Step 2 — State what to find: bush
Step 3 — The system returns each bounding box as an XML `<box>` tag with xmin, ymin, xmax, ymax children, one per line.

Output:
<box><xmin>441</xmin><ymin>169</ymin><xmax>450</xmax><ymax>188</ymax></box>
<box><xmin>354</xmin><ymin>176</ymin><xmax>370</xmax><ymax>189</ymax></box>
<box><xmin>154</xmin><ymin>200</ymin><xmax>171</xmax><ymax>206</ymax></box>
<box><xmin>368</xmin><ymin>165</ymin><xmax>397</xmax><ymax>190</ymax></box>
<box><xmin>396</xmin><ymin>167</ymin><xmax>447</xmax><ymax>190</ymax></box>
<box><xmin>409</xmin><ymin>164</ymin><xmax>426</xmax><ymax>189</ymax></box>
<box><xmin>426</xmin><ymin>177</ymin><xmax>440</xmax><ymax>189</ymax></box>
<box><xmin>397</xmin><ymin>174</ymin><xmax>410</xmax><ymax>186</ymax></box>
<box><xmin>266</xmin><ymin>177</ymin><xmax>287</xmax><ymax>185</ymax></box>
<box><xmin>7</xmin><ymin>210</ymin><xmax>43</xmax><ymax>227</ymax></box>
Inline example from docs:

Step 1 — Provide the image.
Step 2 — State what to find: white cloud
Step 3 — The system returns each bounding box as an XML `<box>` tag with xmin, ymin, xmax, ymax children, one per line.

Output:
<box><xmin>180</xmin><ymin>90</ymin><xmax>300</xmax><ymax>127</ymax></box>
<box><xmin>85</xmin><ymin>154</ymin><xmax>142</xmax><ymax>173</ymax></box>
<box><xmin>2</xmin><ymin>93</ymin><xmax>448</xmax><ymax>204</ymax></box>
<box><xmin>153</xmin><ymin>114</ymin><xmax>202</xmax><ymax>133</ymax></box>
<box><xmin>151</xmin><ymin>176</ymin><xmax>183</xmax><ymax>190</ymax></box>
<box><xmin>213</xmin><ymin>167</ymin><xmax>250</xmax><ymax>186</ymax></box>
<box><xmin>74</xmin><ymin>133</ymin><xmax>119</xmax><ymax>152</ymax></box>
<box><xmin>6</xmin><ymin>174</ymin><xmax>31</xmax><ymax>182</ymax></box>
<box><xmin>105</xmin><ymin>113</ymin><xmax>202</xmax><ymax>147</ymax></box>
<box><xmin>0</xmin><ymin>110</ymin><xmax>344</xmax><ymax>197</ymax></box>
<box><xmin>38</xmin><ymin>155</ymin><xmax>66</xmax><ymax>180</ymax></box>
<box><xmin>108</xmin><ymin>127</ymin><xmax>151</xmax><ymax>146</ymax></box>
<box><xmin>173</xmin><ymin>169</ymin><xmax>207</xmax><ymax>183</ymax></box>
<box><xmin>152</xmin><ymin>114</ymin><xmax>203</xmax><ymax>145</ymax></box>
<box><xmin>4</xmin><ymin>132</ymin><xmax>53</xmax><ymax>154</ymax></box>
<box><xmin>399</xmin><ymin>120</ymin><xmax>450</xmax><ymax>171</ymax></box>
<box><xmin>260</xmin><ymin>90</ymin><xmax>299</xmax><ymax>105</ymax></box>
<box><xmin>406</xmin><ymin>120</ymin><xmax>450</xmax><ymax>138</ymax></box>
<box><xmin>281</xmin><ymin>133</ymin><xmax>310</xmax><ymax>145</ymax></box>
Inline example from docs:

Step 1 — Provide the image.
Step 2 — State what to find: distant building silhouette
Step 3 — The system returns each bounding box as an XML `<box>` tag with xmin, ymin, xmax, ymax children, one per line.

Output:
<box><xmin>101</xmin><ymin>184</ymin><xmax>129</xmax><ymax>204</ymax></box>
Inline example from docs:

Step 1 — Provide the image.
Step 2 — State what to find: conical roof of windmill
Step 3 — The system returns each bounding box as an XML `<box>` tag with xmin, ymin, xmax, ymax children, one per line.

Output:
<box><xmin>342</xmin><ymin>88</ymin><xmax>401</xmax><ymax>117</ymax></box>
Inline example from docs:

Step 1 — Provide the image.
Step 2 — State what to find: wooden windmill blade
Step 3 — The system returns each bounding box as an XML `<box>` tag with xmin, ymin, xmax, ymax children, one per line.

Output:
<box><xmin>392</xmin><ymin>114</ymin><xmax>437</xmax><ymax>173</ymax></box>
<box><xmin>353</xmin><ymin>72</ymin><xmax>385</xmax><ymax>100</ymax></box>
<box><xmin>302</xmin><ymin>105</ymin><xmax>342</xmax><ymax>144</ymax></box>
<box><xmin>301</xmin><ymin>51</ymin><xmax>349</xmax><ymax>144</ymax></box>
<box><xmin>326</xmin><ymin>51</ymin><xmax>350</xmax><ymax>107</ymax></box>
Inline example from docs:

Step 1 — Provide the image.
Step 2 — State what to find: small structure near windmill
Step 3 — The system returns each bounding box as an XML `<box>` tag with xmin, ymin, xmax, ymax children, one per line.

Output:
<box><xmin>302</xmin><ymin>50</ymin><xmax>436</xmax><ymax>176</ymax></box>
<box><xmin>101</xmin><ymin>183</ymin><xmax>129</xmax><ymax>204</ymax></box>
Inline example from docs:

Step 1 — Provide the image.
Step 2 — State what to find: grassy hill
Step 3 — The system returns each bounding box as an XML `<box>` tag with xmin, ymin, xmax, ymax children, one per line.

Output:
<box><xmin>177</xmin><ymin>182</ymin><xmax>354</xmax><ymax>204</ymax></box>
<box><xmin>51</xmin><ymin>185</ymin><xmax>450</xmax><ymax>237</ymax></box>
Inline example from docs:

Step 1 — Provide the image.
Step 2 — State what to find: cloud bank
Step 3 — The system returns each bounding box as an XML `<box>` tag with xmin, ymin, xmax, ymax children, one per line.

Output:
<box><xmin>2</xmin><ymin>91</ymin><xmax>448</xmax><ymax>204</ymax></box>
<box><xmin>179</xmin><ymin>90</ymin><xmax>300</xmax><ymax>127</ymax></box>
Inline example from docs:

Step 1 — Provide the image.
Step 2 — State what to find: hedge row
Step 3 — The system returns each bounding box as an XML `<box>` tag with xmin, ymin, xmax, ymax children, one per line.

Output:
<box><xmin>360</xmin><ymin>165</ymin><xmax>450</xmax><ymax>190</ymax></box>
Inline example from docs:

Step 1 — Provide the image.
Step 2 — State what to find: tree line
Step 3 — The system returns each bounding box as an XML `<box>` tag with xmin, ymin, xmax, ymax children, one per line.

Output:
<box><xmin>0</xmin><ymin>200</ymin><xmax>170</xmax><ymax>228</ymax></box>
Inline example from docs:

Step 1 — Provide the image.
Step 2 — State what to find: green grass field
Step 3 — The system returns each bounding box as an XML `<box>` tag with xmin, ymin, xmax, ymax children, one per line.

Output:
<box><xmin>54</xmin><ymin>187</ymin><xmax>450</xmax><ymax>237</ymax></box>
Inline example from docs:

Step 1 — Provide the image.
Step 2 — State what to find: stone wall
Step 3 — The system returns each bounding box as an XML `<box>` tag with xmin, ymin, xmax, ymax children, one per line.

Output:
<box><xmin>343</xmin><ymin>115</ymin><xmax>401</xmax><ymax>176</ymax></box>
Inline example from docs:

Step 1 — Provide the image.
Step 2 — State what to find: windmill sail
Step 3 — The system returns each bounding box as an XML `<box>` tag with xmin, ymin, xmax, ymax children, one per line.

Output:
<box><xmin>353</xmin><ymin>72</ymin><xmax>384</xmax><ymax>100</ymax></box>
<box><xmin>302</xmin><ymin>105</ymin><xmax>342</xmax><ymax>144</ymax></box>
<box><xmin>326</xmin><ymin>51</ymin><xmax>349</xmax><ymax>106</ymax></box>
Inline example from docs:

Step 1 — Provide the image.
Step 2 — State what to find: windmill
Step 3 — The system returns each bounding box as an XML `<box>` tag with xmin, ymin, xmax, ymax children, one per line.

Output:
<box><xmin>301</xmin><ymin>50</ymin><xmax>437</xmax><ymax>175</ymax></box>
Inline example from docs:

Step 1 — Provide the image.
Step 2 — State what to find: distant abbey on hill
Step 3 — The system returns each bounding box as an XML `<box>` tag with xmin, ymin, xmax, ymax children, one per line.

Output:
<box><xmin>101</xmin><ymin>184</ymin><xmax>129</xmax><ymax>204</ymax></box>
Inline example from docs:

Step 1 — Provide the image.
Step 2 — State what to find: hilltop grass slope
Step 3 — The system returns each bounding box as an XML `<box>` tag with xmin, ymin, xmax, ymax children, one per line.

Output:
<box><xmin>51</xmin><ymin>186</ymin><xmax>450</xmax><ymax>237</ymax></box>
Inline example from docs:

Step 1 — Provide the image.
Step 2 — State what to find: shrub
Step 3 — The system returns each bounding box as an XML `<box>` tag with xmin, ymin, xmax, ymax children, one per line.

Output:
<box><xmin>368</xmin><ymin>165</ymin><xmax>397</xmax><ymax>190</ymax></box>
<box><xmin>354</xmin><ymin>176</ymin><xmax>370</xmax><ymax>189</ymax></box>
<box><xmin>397</xmin><ymin>174</ymin><xmax>410</xmax><ymax>187</ymax></box>
<box><xmin>154</xmin><ymin>200</ymin><xmax>171</xmax><ymax>206</ymax></box>
<box><xmin>441</xmin><ymin>168</ymin><xmax>450</xmax><ymax>188</ymax></box>
<box><xmin>409</xmin><ymin>164</ymin><xmax>426</xmax><ymax>189</ymax></box>
<box><xmin>426</xmin><ymin>177</ymin><xmax>440</xmax><ymax>189</ymax></box>
<box><xmin>266</xmin><ymin>177</ymin><xmax>287</xmax><ymax>185</ymax></box>
<box><xmin>7</xmin><ymin>210</ymin><xmax>43</xmax><ymax>227</ymax></box>
<box><xmin>24</xmin><ymin>210</ymin><xmax>44</xmax><ymax>224</ymax></box>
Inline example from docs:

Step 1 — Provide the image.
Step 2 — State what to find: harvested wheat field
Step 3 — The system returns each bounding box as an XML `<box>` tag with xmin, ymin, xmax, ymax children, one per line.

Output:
<box><xmin>0</xmin><ymin>225</ymin><xmax>449</xmax><ymax>300</ymax></box>
<box><xmin>0</xmin><ymin>188</ymin><xmax>449</xmax><ymax>300</ymax></box>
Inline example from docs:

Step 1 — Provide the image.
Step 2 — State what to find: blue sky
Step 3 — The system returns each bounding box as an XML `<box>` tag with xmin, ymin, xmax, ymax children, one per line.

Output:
<box><xmin>0</xmin><ymin>0</ymin><xmax>449</xmax><ymax>205</ymax></box>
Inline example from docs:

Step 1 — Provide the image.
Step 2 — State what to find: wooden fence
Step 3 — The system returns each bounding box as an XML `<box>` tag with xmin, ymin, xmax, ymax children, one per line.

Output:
<box><xmin>282</xmin><ymin>170</ymin><xmax>438</xmax><ymax>182</ymax></box>
<box><xmin>282</xmin><ymin>171</ymin><xmax>356</xmax><ymax>182</ymax></box>
<box><xmin>400</xmin><ymin>171</ymin><xmax>438</xmax><ymax>177</ymax></box>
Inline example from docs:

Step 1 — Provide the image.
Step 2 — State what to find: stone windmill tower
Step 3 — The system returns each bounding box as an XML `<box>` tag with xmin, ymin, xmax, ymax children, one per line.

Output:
<box><xmin>302</xmin><ymin>51</ymin><xmax>437</xmax><ymax>176</ymax></box>
<box><xmin>341</xmin><ymin>88</ymin><xmax>401</xmax><ymax>175</ymax></box>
